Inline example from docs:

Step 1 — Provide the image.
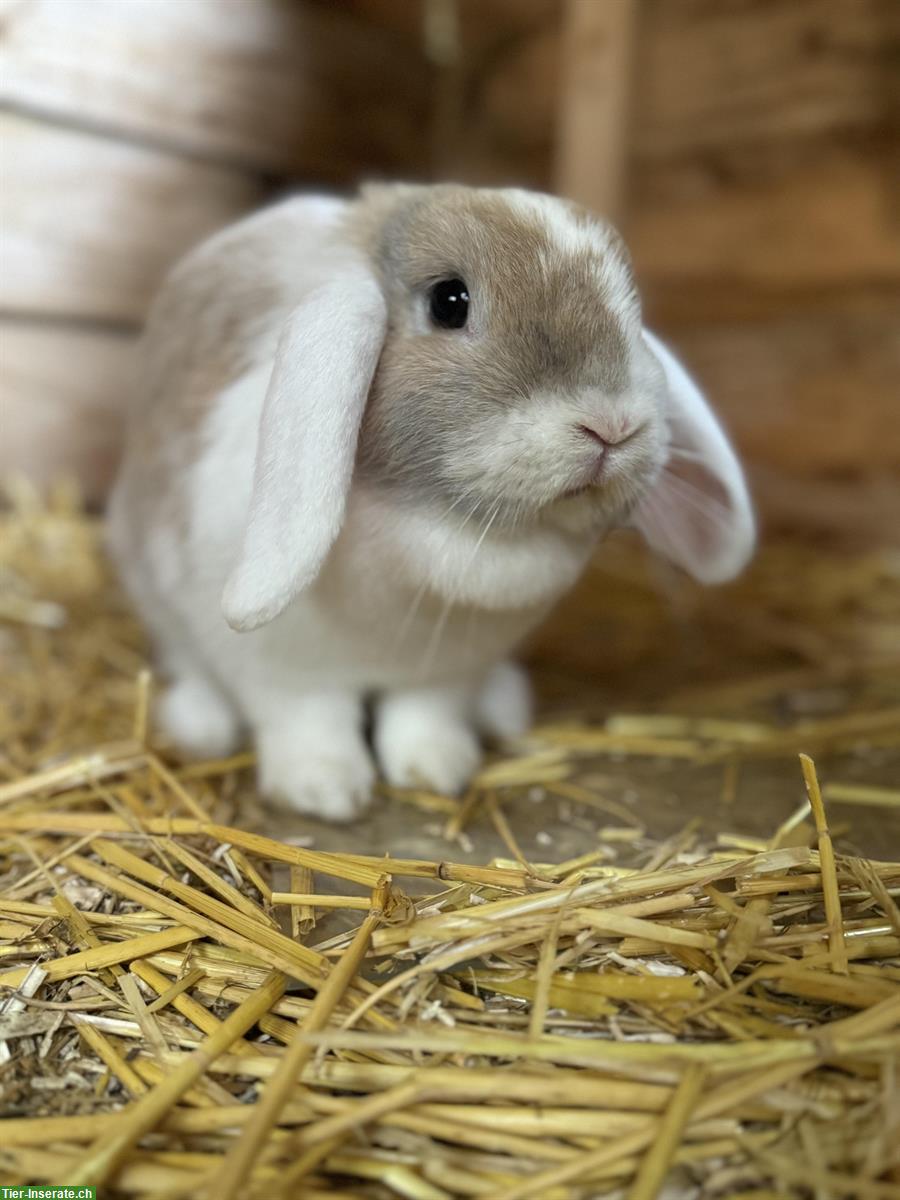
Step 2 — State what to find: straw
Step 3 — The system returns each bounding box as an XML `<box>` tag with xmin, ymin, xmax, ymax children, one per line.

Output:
<box><xmin>626</xmin><ymin>1063</ymin><xmax>706</xmax><ymax>1200</ymax></box>
<box><xmin>800</xmin><ymin>753</ymin><xmax>848</xmax><ymax>974</ymax></box>
<box><xmin>59</xmin><ymin>972</ymin><xmax>286</xmax><ymax>1186</ymax></box>
<box><xmin>209</xmin><ymin>877</ymin><xmax>389</xmax><ymax>1199</ymax></box>
<box><xmin>2</xmin><ymin>492</ymin><xmax>898</xmax><ymax>1200</ymax></box>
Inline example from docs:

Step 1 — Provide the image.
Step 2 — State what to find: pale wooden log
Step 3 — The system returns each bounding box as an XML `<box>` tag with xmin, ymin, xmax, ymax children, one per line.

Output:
<box><xmin>0</xmin><ymin>322</ymin><xmax>136</xmax><ymax>502</ymax></box>
<box><xmin>1</xmin><ymin>113</ymin><xmax>265</xmax><ymax>322</ymax></box>
<box><xmin>0</xmin><ymin>0</ymin><xmax>429</xmax><ymax>178</ymax></box>
<box><xmin>554</xmin><ymin>0</ymin><xmax>636</xmax><ymax>219</ymax></box>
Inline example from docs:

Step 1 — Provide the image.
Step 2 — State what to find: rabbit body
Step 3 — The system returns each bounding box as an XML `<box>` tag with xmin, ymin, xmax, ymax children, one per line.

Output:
<box><xmin>109</xmin><ymin>185</ymin><xmax>754</xmax><ymax>820</ymax></box>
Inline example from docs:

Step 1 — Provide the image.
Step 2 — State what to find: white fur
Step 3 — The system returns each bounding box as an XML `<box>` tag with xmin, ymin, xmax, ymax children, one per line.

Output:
<box><xmin>476</xmin><ymin>661</ymin><xmax>533</xmax><ymax>741</ymax></box>
<box><xmin>156</xmin><ymin>676</ymin><xmax>241</xmax><ymax>760</ymax></box>
<box><xmin>256</xmin><ymin>691</ymin><xmax>374</xmax><ymax>823</ymax></box>
<box><xmin>375</xmin><ymin>683</ymin><xmax>482</xmax><ymax>794</ymax></box>
<box><xmin>222</xmin><ymin>264</ymin><xmax>388</xmax><ymax>631</ymax></box>
<box><xmin>443</xmin><ymin>385</ymin><xmax>663</xmax><ymax>520</ymax></box>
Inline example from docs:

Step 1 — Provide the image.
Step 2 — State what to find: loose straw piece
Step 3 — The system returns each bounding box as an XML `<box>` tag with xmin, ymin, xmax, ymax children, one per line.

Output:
<box><xmin>529</xmin><ymin>904</ymin><xmax>565</xmax><ymax>1039</ymax></box>
<box><xmin>626</xmin><ymin>1063</ymin><xmax>706</xmax><ymax>1200</ymax></box>
<box><xmin>133</xmin><ymin>669</ymin><xmax>152</xmax><ymax>744</ymax></box>
<box><xmin>0</xmin><ymin>925</ymin><xmax>200</xmax><ymax>989</ymax></box>
<box><xmin>270</xmin><ymin>893</ymin><xmax>370</xmax><ymax>910</ymax></box>
<box><xmin>72</xmin><ymin>1018</ymin><xmax>148</xmax><ymax>1099</ymax></box>
<box><xmin>824</xmin><ymin>781</ymin><xmax>900</xmax><ymax>807</ymax></box>
<box><xmin>58</xmin><ymin>971</ymin><xmax>286</xmax><ymax>1187</ymax></box>
<box><xmin>210</xmin><ymin>877</ymin><xmax>389</xmax><ymax>1200</ymax></box>
<box><xmin>287</xmin><ymin>866</ymin><xmax>315</xmax><ymax>937</ymax></box>
<box><xmin>800</xmin><ymin>754</ymin><xmax>848</xmax><ymax>974</ymax></box>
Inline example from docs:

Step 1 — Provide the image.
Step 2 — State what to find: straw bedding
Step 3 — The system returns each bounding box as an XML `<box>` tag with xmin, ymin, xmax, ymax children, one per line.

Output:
<box><xmin>1</xmin><ymin>485</ymin><xmax>899</xmax><ymax>1200</ymax></box>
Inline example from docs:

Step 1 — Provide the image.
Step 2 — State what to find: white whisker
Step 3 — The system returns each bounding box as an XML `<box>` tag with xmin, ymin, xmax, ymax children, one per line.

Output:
<box><xmin>390</xmin><ymin>491</ymin><xmax>488</xmax><ymax>657</ymax></box>
<box><xmin>419</xmin><ymin>498</ymin><xmax>502</xmax><ymax>676</ymax></box>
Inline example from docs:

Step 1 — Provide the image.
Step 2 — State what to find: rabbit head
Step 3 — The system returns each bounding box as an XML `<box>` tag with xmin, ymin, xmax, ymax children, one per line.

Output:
<box><xmin>222</xmin><ymin>184</ymin><xmax>755</xmax><ymax>632</ymax></box>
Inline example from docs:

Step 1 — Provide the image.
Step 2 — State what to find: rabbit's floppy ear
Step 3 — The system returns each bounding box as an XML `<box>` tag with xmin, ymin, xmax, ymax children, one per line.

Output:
<box><xmin>634</xmin><ymin>330</ymin><xmax>755</xmax><ymax>584</ymax></box>
<box><xmin>222</xmin><ymin>263</ymin><xmax>387</xmax><ymax>632</ymax></box>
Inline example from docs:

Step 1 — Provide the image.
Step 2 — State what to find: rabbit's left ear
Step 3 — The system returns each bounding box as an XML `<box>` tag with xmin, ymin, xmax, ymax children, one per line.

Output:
<box><xmin>222</xmin><ymin>264</ymin><xmax>387</xmax><ymax>632</ymax></box>
<box><xmin>634</xmin><ymin>330</ymin><xmax>756</xmax><ymax>584</ymax></box>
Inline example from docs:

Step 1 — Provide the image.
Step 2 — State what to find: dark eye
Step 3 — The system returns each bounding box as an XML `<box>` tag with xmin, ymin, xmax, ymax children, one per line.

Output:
<box><xmin>428</xmin><ymin>277</ymin><xmax>469</xmax><ymax>329</ymax></box>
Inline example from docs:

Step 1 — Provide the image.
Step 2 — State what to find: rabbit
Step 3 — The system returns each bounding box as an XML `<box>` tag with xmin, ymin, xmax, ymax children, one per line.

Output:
<box><xmin>107</xmin><ymin>183</ymin><xmax>755</xmax><ymax>822</ymax></box>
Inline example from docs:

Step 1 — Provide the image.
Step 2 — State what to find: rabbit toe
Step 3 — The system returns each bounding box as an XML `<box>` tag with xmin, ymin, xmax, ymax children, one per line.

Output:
<box><xmin>377</xmin><ymin>716</ymin><xmax>481</xmax><ymax>796</ymax></box>
<box><xmin>476</xmin><ymin>661</ymin><xmax>533</xmax><ymax>741</ymax></box>
<box><xmin>257</xmin><ymin>736</ymin><xmax>375</xmax><ymax>823</ymax></box>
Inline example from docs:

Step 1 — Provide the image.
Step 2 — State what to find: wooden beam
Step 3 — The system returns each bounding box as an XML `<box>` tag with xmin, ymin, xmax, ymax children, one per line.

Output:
<box><xmin>553</xmin><ymin>0</ymin><xmax>637</xmax><ymax>217</ymax></box>
<box><xmin>630</xmin><ymin>141</ymin><xmax>900</xmax><ymax>302</ymax></box>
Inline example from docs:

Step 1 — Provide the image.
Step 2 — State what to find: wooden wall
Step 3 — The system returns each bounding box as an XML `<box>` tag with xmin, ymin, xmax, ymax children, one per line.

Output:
<box><xmin>1</xmin><ymin>0</ymin><xmax>431</xmax><ymax>498</ymax></box>
<box><xmin>626</xmin><ymin>0</ymin><xmax>900</xmax><ymax>542</ymax></box>
<box><xmin>431</xmin><ymin>0</ymin><xmax>900</xmax><ymax>540</ymax></box>
<box><xmin>2</xmin><ymin>0</ymin><xmax>898</xmax><ymax>540</ymax></box>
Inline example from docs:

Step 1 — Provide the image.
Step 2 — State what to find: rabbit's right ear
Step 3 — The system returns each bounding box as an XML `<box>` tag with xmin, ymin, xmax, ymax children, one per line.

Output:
<box><xmin>633</xmin><ymin>331</ymin><xmax>755</xmax><ymax>585</ymax></box>
<box><xmin>222</xmin><ymin>261</ymin><xmax>387</xmax><ymax>632</ymax></box>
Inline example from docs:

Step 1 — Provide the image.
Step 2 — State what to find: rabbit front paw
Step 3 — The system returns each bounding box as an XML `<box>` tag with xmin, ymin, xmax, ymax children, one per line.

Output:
<box><xmin>157</xmin><ymin>676</ymin><xmax>242</xmax><ymax>760</ymax></box>
<box><xmin>258</xmin><ymin>740</ymin><xmax>375</xmax><ymax>822</ymax></box>
<box><xmin>375</xmin><ymin>686</ymin><xmax>482</xmax><ymax>796</ymax></box>
<box><xmin>254</xmin><ymin>696</ymin><xmax>374</xmax><ymax>822</ymax></box>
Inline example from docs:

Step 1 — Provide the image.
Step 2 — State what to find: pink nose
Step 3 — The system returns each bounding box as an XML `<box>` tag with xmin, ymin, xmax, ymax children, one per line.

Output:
<box><xmin>577</xmin><ymin>422</ymin><xmax>634</xmax><ymax>448</ymax></box>
<box><xmin>578</xmin><ymin>424</ymin><xmax>611</xmax><ymax>449</ymax></box>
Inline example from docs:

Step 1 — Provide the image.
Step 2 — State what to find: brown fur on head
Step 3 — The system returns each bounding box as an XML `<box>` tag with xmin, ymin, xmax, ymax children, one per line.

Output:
<box><xmin>349</xmin><ymin>183</ymin><xmax>663</xmax><ymax>534</ymax></box>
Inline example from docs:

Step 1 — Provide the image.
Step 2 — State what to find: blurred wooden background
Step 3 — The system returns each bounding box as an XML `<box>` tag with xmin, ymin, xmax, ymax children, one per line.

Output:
<box><xmin>2</xmin><ymin>0</ymin><xmax>898</xmax><ymax>542</ymax></box>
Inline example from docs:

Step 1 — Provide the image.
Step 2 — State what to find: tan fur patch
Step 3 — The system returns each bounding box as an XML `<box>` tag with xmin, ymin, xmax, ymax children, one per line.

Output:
<box><xmin>349</xmin><ymin>184</ymin><xmax>636</xmax><ymax>501</ymax></box>
<box><xmin>115</xmin><ymin>209</ymin><xmax>293</xmax><ymax>539</ymax></box>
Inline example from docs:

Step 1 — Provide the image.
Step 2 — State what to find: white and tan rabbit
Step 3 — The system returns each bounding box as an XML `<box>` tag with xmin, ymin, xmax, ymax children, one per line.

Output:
<box><xmin>107</xmin><ymin>184</ymin><xmax>755</xmax><ymax>821</ymax></box>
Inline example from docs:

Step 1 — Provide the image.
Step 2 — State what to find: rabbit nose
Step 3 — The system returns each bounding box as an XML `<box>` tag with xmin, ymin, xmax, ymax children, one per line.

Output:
<box><xmin>577</xmin><ymin>424</ymin><xmax>610</xmax><ymax>450</ymax></box>
<box><xmin>577</xmin><ymin>422</ymin><xmax>636</xmax><ymax>448</ymax></box>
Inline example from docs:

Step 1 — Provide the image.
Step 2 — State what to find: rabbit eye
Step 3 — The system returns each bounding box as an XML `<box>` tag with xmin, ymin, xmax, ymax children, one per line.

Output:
<box><xmin>428</xmin><ymin>278</ymin><xmax>469</xmax><ymax>330</ymax></box>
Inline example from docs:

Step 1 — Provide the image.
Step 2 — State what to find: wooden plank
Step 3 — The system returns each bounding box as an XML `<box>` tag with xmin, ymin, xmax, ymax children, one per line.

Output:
<box><xmin>1</xmin><ymin>113</ymin><xmax>265</xmax><ymax>322</ymax></box>
<box><xmin>449</xmin><ymin>0</ymin><xmax>894</xmax><ymax>217</ymax></box>
<box><xmin>747</xmin><ymin>469</ymin><xmax>900</xmax><ymax>548</ymax></box>
<box><xmin>423</xmin><ymin>0</ymin><xmax>561</xmax><ymax>188</ymax></box>
<box><xmin>554</xmin><ymin>0</ymin><xmax>636</xmax><ymax>218</ymax></box>
<box><xmin>653</xmin><ymin>297</ymin><xmax>900</xmax><ymax>477</ymax></box>
<box><xmin>1</xmin><ymin>0</ymin><xmax>430</xmax><ymax>178</ymax></box>
<box><xmin>0</xmin><ymin>322</ymin><xmax>135</xmax><ymax>502</ymax></box>
<box><xmin>632</xmin><ymin>0</ymin><xmax>896</xmax><ymax>159</ymax></box>
<box><xmin>628</xmin><ymin>141</ymin><xmax>900</xmax><ymax>298</ymax></box>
